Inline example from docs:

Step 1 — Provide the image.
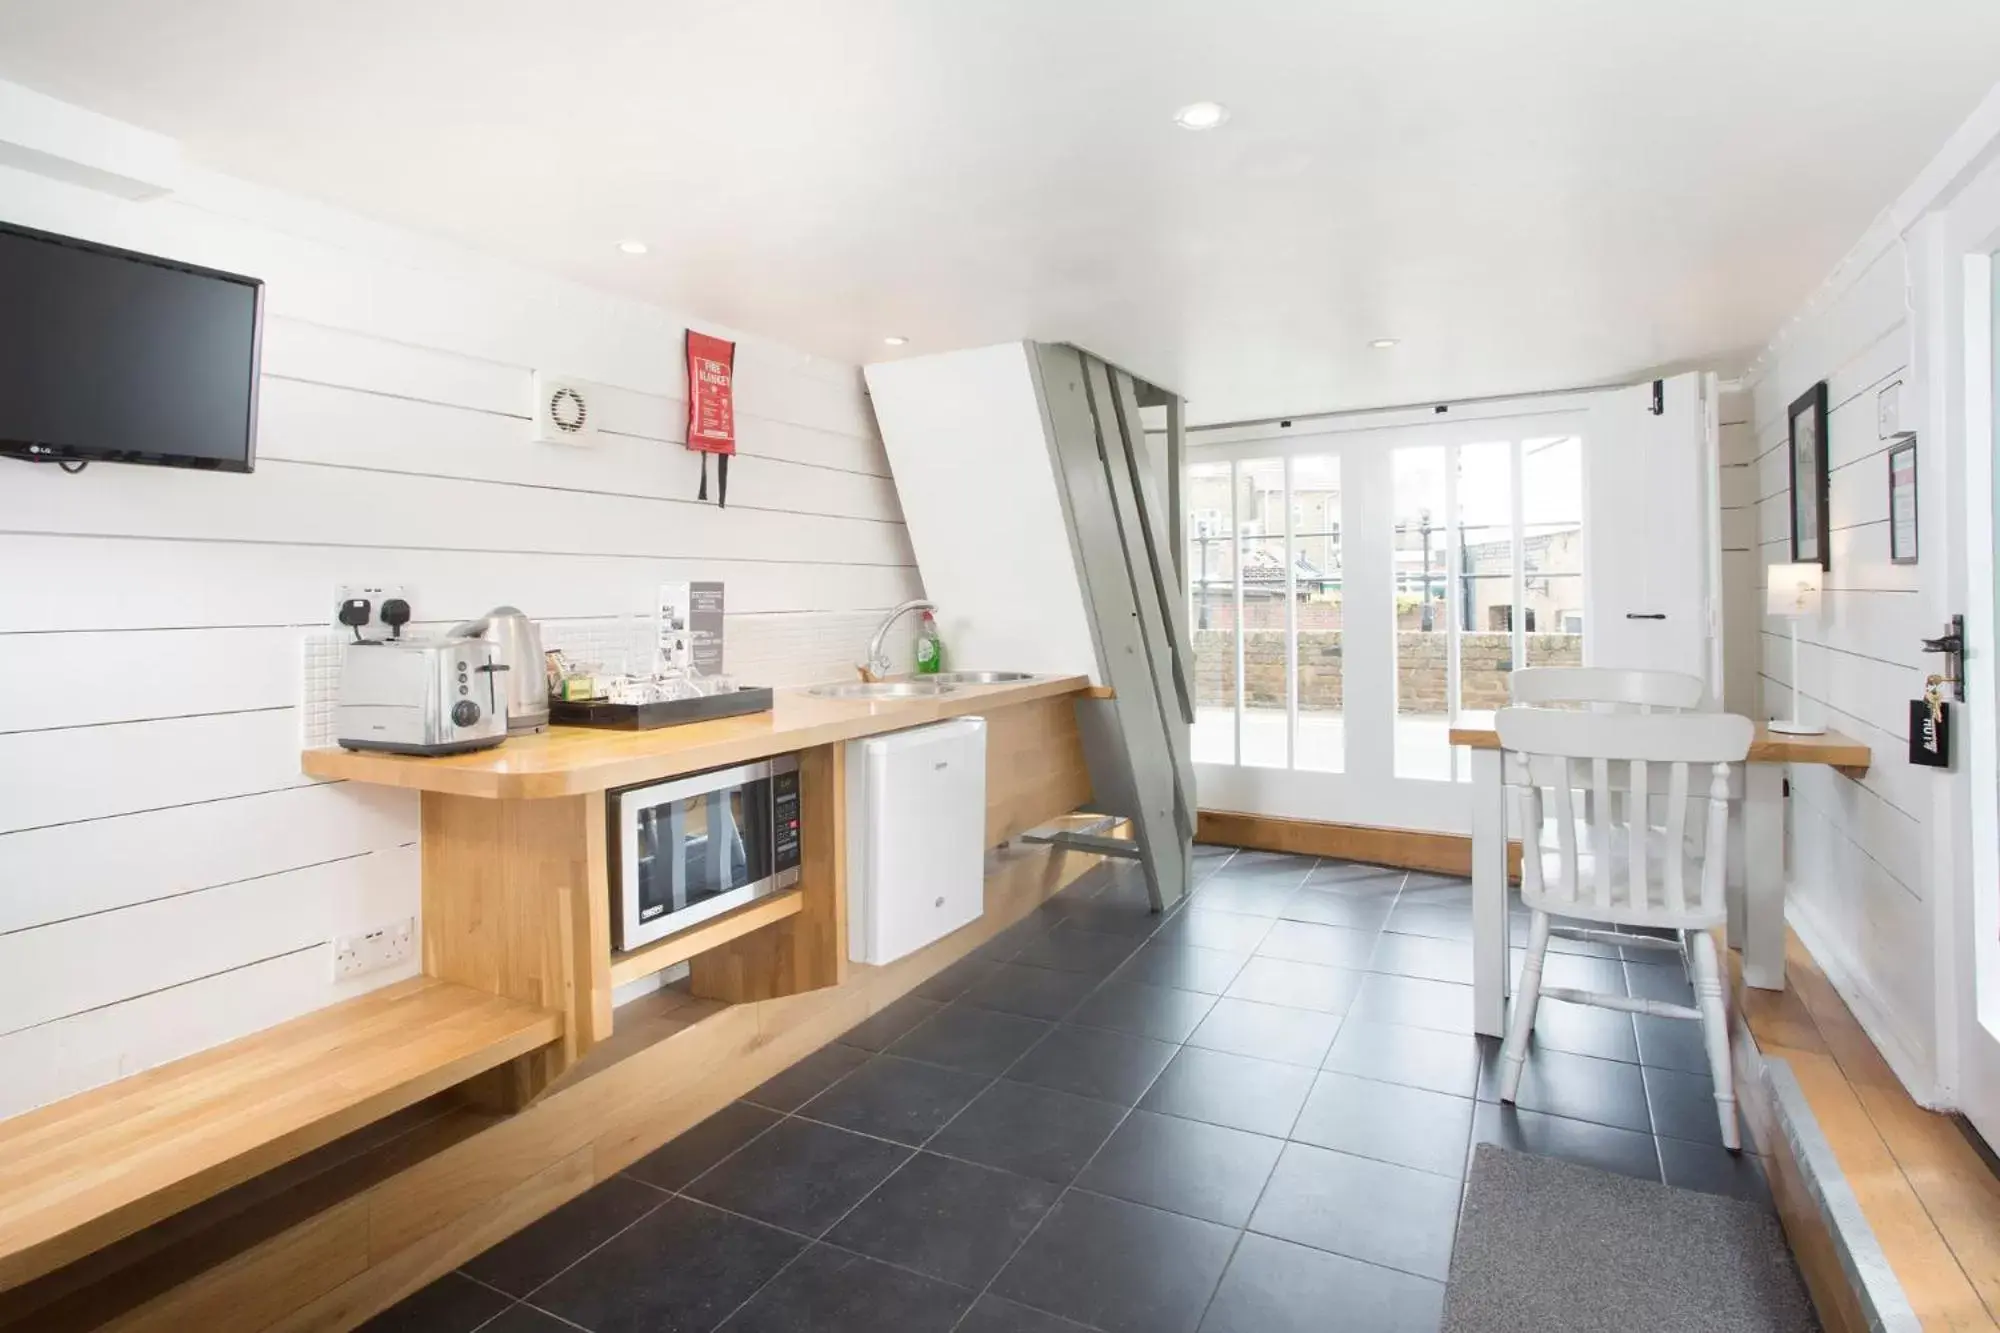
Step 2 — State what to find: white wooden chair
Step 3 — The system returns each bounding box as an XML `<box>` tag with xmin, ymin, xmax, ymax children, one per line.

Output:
<box><xmin>1508</xmin><ymin>666</ymin><xmax>1705</xmax><ymax>713</ymax></box>
<box><xmin>1494</xmin><ymin>705</ymin><xmax>1754</xmax><ymax>1150</ymax></box>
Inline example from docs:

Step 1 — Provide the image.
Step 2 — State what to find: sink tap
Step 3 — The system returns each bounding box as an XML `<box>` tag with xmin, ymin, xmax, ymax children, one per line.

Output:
<box><xmin>859</xmin><ymin>599</ymin><xmax>935</xmax><ymax>681</ymax></box>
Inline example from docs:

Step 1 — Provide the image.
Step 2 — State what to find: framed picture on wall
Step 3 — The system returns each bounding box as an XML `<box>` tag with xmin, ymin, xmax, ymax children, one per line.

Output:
<box><xmin>1888</xmin><ymin>435</ymin><xmax>1919</xmax><ymax>564</ymax></box>
<box><xmin>1788</xmin><ymin>381</ymin><xmax>1831</xmax><ymax>568</ymax></box>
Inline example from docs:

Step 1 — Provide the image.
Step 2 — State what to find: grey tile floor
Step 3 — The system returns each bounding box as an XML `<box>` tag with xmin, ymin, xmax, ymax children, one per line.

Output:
<box><xmin>363</xmin><ymin>846</ymin><xmax>1775</xmax><ymax>1333</ymax></box>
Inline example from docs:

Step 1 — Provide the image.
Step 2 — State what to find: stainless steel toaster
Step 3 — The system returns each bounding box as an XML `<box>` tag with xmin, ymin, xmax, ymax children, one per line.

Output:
<box><xmin>336</xmin><ymin>636</ymin><xmax>509</xmax><ymax>755</ymax></box>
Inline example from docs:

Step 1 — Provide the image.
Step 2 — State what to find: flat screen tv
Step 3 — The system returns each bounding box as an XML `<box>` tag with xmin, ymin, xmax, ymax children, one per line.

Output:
<box><xmin>0</xmin><ymin>221</ymin><xmax>263</xmax><ymax>472</ymax></box>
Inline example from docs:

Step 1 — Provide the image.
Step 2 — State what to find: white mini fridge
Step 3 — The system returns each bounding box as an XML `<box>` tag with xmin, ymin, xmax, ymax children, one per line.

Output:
<box><xmin>846</xmin><ymin>717</ymin><xmax>987</xmax><ymax>966</ymax></box>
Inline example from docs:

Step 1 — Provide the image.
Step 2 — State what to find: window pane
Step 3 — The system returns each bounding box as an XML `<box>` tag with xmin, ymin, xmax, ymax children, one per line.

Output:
<box><xmin>1393</xmin><ymin>447</ymin><xmax>1450</xmax><ymax>780</ymax></box>
<box><xmin>1187</xmin><ymin>460</ymin><xmax>1236</xmax><ymax>764</ymax></box>
<box><xmin>1237</xmin><ymin>458</ymin><xmax>1287</xmax><ymax>769</ymax></box>
<box><xmin>1455</xmin><ymin>441</ymin><xmax>1514</xmax><ymax>727</ymax></box>
<box><xmin>1291</xmin><ymin>454</ymin><xmax>1343</xmax><ymax>773</ymax></box>
<box><xmin>1522</xmin><ymin>436</ymin><xmax>1585</xmax><ymax>666</ymax></box>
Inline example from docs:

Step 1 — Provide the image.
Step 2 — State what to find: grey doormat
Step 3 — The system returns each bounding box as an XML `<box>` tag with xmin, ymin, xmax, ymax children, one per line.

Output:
<box><xmin>1443</xmin><ymin>1144</ymin><xmax>1819</xmax><ymax>1333</ymax></box>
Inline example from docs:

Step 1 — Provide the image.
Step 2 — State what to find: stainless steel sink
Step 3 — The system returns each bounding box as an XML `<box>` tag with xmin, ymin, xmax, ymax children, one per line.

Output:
<box><xmin>927</xmin><ymin>670</ymin><xmax>1038</xmax><ymax>685</ymax></box>
<box><xmin>806</xmin><ymin>680</ymin><xmax>959</xmax><ymax>700</ymax></box>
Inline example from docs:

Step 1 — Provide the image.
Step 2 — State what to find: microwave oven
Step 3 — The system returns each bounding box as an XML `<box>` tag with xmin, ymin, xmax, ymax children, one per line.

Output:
<box><xmin>609</xmin><ymin>755</ymin><xmax>803</xmax><ymax>952</ymax></box>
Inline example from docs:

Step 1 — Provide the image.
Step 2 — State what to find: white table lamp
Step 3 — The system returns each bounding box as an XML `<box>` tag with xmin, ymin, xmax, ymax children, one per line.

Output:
<box><xmin>1767</xmin><ymin>563</ymin><xmax>1824</xmax><ymax>735</ymax></box>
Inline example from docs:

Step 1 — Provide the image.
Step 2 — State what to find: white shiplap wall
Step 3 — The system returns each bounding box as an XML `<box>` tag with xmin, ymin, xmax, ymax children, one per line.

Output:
<box><xmin>0</xmin><ymin>162</ymin><xmax>919</xmax><ymax>1119</ymax></box>
<box><xmin>1740</xmin><ymin>235</ymin><xmax>1940</xmax><ymax>1088</ymax></box>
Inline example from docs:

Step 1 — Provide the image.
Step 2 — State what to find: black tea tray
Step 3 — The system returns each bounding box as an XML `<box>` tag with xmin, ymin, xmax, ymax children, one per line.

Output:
<box><xmin>550</xmin><ymin>685</ymin><xmax>774</xmax><ymax>730</ymax></box>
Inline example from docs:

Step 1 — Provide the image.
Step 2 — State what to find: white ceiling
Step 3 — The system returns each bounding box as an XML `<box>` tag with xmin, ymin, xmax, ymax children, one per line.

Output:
<box><xmin>2</xmin><ymin>0</ymin><xmax>1997</xmax><ymax>422</ymax></box>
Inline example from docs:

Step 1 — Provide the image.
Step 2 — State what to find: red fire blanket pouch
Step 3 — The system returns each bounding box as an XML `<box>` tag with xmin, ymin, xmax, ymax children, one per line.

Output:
<box><xmin>685</xmin><ymin>330</ymin><xmax>736</xmax><ymax>507</ymax></box>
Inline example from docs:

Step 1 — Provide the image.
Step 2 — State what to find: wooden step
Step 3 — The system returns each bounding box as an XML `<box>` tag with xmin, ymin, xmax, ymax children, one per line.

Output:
<box><xmin>0</xmin><ymin>977</ymin><xmax>563</xmax><ymax>1292</ymax></box>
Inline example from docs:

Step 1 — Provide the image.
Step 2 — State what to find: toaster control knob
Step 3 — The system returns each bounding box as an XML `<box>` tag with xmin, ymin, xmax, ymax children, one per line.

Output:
<box><xmin>451</xmin><ymin>700</ymin><xmax>481</xmax><ymax>728</ymax></box>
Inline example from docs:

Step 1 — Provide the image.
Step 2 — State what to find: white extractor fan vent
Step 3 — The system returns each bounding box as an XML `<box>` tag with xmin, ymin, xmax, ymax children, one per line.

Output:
<box><xmin>532</xmin><ymin>371</ymin><xmax>601</xmax><ymax>446</ymax></box>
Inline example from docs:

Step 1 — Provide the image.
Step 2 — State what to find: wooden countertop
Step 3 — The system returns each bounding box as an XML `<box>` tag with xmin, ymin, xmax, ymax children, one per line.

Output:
<box><xmin>1446</xmin><ymin>721</ymin><xmax>1872</xmax><ymax>778</ymax></box>
<box><xmin>303</xmin><ymin>675</ymin><xmax>1096</xmax><ymax>798</ymax></box>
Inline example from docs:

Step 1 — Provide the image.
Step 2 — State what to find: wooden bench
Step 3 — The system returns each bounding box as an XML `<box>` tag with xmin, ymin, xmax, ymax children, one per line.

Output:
<box><xmin>0</xmin><ymin>977</ymin><xmax>562</xmax><ymax>1291</ymax></box>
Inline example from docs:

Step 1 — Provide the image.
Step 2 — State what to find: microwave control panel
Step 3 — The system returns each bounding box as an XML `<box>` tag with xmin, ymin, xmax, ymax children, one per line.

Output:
<box><xmin>772</xmin><ymin>766</ymin><xmax>802</xmax><ymax>872</ymax></box>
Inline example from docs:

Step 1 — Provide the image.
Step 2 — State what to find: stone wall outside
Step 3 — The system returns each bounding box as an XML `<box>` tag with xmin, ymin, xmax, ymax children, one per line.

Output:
<box><xmin>1192</xmin><ymin>630</ymin><xmax>1582</xmax><ymax>713</ymax></box>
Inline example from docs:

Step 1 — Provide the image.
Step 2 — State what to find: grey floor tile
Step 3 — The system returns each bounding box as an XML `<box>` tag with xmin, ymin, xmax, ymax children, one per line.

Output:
<box><xmin>886</xmin><ymin>1004</ymin><xmax>1050</xmax><ymax>1076</ymax></box>
<box><xmin>1186</xmin><ymin>997</ymin><xmax>1341</xmax><ymax>1067</ymax></box>
<box><xmin>1077</xmin><ymin>1109</ymin><xmax>1284</xmax><ymax>1227</ymax></box>
<box><xmin>1006</xmin><ymin>1024</ymin><xmax>1177</xmax><ymax>1106</ymax></box>
<box><xmin>840</xmin><ymin>993</ymin><xmax>947</xmax><ymax>1051</ymax></box>
<box><xmin>1225</xmin><ymin>957</ymin><xmax>1363</xmax><ymax>1014</ymax></box>
<box><xmin>1658</xmin><ymin>1137</ymin><xmax>1773</xmax><ymax>1206</ymax></box>
<box><xmin>462</xmin><ymin>1173</ymin><xmax>664</xmax><ymax>1297</ymax></box>
<box><xmin>799</xmin><ymin>1053</ymin><xmax>992</xmax><ymax>1145</ymax></box>
<box><xmin>1249</xmin><ymin>1142</ymin><xmax>1461</xmax><ymax>1282</ymax></box>
<box><xmin>1519</xmin><ymin>995</ymin><xmax>1640</xmax><ymax>1063</ymax></box>
<box><xmin>976</xmin><ymin>914</ymin><xmax>1059</xmax><ymax>964</ymax></box>
<box><xmin>961</xmin><ymin>962</ymin><xmax>1101</xmax><ymax>1021</ymax></box>
<box><xmin>1280</xmin><ymin>890</ymin><xmax>1396</xmax><ymax>931</ymax></box>
<box><xmin>716</xmin><ymin>1243</ymin><xmax>972</xmax><ymax>1332</ymax></box>
<box><xmin>1625</xmin><ymin>958</ymin><xmax>1697</xmax><ymax>1006</ymax></box>
<box><xmin>1011</xmin><ymin>924</ymin><xmax>1144</xmax><ymax>976</ymax></box>
<box><xmin>1068</xmin><ymin>977</ymin><xmax>1217</xmax><ymax>1043</ymax></box>
<box><xmin>1303</xmin><ymin>861</ymin><xmax>1405</xmax><ymax>891</ymax></box>
<box><xmin>1198</xmin><ymin>1231</ymin><xmax>1445</xmax><ymax>1333</ymax></box>
<box><xmin>744</xmin><ymin>1043</ymin><xmax>871</xmax><ymax>1112</ymax></box>
<box><xmin>915</xmin><ymin>954</ymin><xmax>1004</xmax><ymax>1003</ymax></box>
<box><xmin>684</xmin><ymin>1118</ymin><xmax>912</xmax><ymax>1236</ymax></box>
<box><xmin>479</xmin><ymin>1307</ymin><xmax>574</xmax><ymax>1333</ymax></box>
<box><xmin>1469</xmin><ymin>1101</ymin><xmax>1663</xmax><ymax>1184</ymax></box>
<box><xmin>1634</xmin><ymin>1012</ymin><xmax>1712</xmax><ymax>1073</ymax></box>
<box><xmin>993</xmin><ymin>1189</ymin><xmax>1237</xmax><ymax>1333</ymax></box>
<box><xmin>827</xmin><ymin>1151</ymin><xmax>1061</xmax><ymax>1289</ymax></box>
<box><xmin>1366</xmin><ymin>932</ymin><xmax>1473</xmax><ymax>984</ymax></box>
<box><xmin>1258</xmin><ymin>920</ymin><xmax>1379</xmax><ymax>970</ymax></box>
<box><xmin>1141</xmin><ymin>1046</ymin><xmax>1316</xmax><ymax>1138</ymax></box>
<box><xmin>358</xmin><ymin>1272</ymin><xmax>511</xmax><ymax>1333</ymax></box>
<box><xmin>624</xmin><ymin>1100</ymin><xmax>781</xmax><ymax>1192</ymax></box>
<box><xmin>928</xmin><ymin>1077</ymin><xmax>1126</xmax><ymax>1185</ymax></box>
<box><xmin>1536</xmin><ymin>950</ymin><xmax>1629</xmax><ymax>995</ymax></box>
<box><xmin>1348</xmin><ymin>973</ymin><xmax>1475</xmax><ymax>1034</ymax></box>
<box><xmin>1156</xmin><ymin>906</ymin><xmax>1275</xmax><ymax>954</ymax></box>
<box><xmin>533</xmin><ymin>1197</ymin><xmax>806</xmax><ymax>1333</ymax></box>
<box><xmin>1382</xmin><ymin>903</ymin><xmax>1474</xmax><ymax>942</ymax></box>
<box><xmin>1321</xmin><ymin>1019</ymin><xmax>1480</xmax><ymax>1098</ymax></box>
<box><xmin>1289</xmin><ymin>1072</ymin><xmax>1475</xmax><ymax>1179</ymax></box>
<box><xmin>1216</xmin><ymin>850</ymin><xmax>1317</xmax><ymax>879</ymax></box>
<box><xmin>1644</xmin><ymin>1064</ymin><xmax>1745</xmax><ymax>1147</ymax></box>
<box><xmin>1190</xmin><ymin>877</ymin><xmax>1302</xmax><ymax>917</ymax></box>
<box><xmin>1118</xmin><ymin>941</ymin><xmax>1249</xmax><ymax>996</ymax></box>
<box><xmin>1476</xmin><ymin>1045</ymin><xmax>1653</xmax><ymax>1133</ymax></box>
<box><xmin>957</xmin><ymin>1295</ymin><xmax>1098</xmax><ymax>1332</ymax></box>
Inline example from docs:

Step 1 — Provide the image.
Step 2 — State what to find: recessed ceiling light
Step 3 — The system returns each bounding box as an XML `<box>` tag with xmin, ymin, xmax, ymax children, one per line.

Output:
<box><xmin>1369</xmin><ymin>338</ymin><xmax>1400</xmax><ymax>349</ymax></box>
<box><xmin>616</xmin><ymin>239</ymin><xmax>649</xmax><ymax>255</ymax></box>
<box><xmin>883</xmin><ymin>335</ymin><xmax>909</xmax><ymax>346</ymax></box>
<box><xmin>1173</xmin><ymin>101</ymin><xmax>1230</xmax><ymax>131</ymax></box>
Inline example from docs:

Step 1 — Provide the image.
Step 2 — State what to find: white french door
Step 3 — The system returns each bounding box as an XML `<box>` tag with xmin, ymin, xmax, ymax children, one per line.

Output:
<box><xmin>1187</xmin><ymin>408</ymin><xmax>1589</xmax><ymax>835</ymax></box>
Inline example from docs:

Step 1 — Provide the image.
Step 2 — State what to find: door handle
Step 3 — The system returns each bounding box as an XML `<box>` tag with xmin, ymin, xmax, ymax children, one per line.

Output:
<box><xmin>1624</xmin><ymin>613</ymin><xmax>1667</xmax><ymax>621</ymax></box>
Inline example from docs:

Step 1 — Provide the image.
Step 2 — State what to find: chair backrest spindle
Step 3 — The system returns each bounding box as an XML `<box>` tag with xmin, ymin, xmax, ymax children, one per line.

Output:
<box><xmin>1496</xmin><ymin>707</ymin><xmax>1752</xmax><ymax>927</ymax></box>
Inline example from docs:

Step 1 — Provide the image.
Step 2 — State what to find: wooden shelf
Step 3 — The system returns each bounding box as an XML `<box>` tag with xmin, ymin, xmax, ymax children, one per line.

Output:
<box><xmin>0</xmin><ymin>977</ymin><xmax>562</xmax><ymax>1291</ymax></box>
<box><xmin>607</xmin><ymin>889</ymin><xmax>804</xmax><ymax>989</ymax></box>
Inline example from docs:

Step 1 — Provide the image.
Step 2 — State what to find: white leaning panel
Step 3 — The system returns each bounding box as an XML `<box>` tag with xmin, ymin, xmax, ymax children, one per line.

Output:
<box><xmin>865</xmin><ymin>343</ymin><xmax>1100</xmax><ymax>681</ymax></box>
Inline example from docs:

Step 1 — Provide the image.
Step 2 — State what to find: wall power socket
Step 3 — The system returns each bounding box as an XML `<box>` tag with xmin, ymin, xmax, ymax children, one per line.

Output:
<box><xmin>334</xmin><ymin>916</ymin><xmax>415</xmax><ymax>980</ymax></box>
<box><xmin>334</xmin><ymin>584</ymin><xmax>412</xmax><ymax>642</ymax></box>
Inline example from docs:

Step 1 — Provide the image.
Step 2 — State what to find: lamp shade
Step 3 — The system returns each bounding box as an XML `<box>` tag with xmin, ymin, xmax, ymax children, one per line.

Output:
<box><xmin>1766</xmin><ymin>563</ymin><xmax>1823</xmax><ymax>618</ymax></box>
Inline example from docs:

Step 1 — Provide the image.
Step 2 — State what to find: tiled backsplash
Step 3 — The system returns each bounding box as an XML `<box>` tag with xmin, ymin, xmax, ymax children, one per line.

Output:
<box><xmin>301</xmin><ymin>609</ymin><xmax>914</xmax><ymax>746</ymax></box>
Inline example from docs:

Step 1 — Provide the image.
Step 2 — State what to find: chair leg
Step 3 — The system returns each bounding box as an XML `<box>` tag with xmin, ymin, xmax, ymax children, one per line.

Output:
<box><xmin>1689</xmin><ymin>929</ymin><xmax>1740</xmax><ymax>1152</ymax></box>
<box><xmin>1499</xmin><ymin>910</ymin><xmax>1552</xmax><ymax>1105</ymax></box>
